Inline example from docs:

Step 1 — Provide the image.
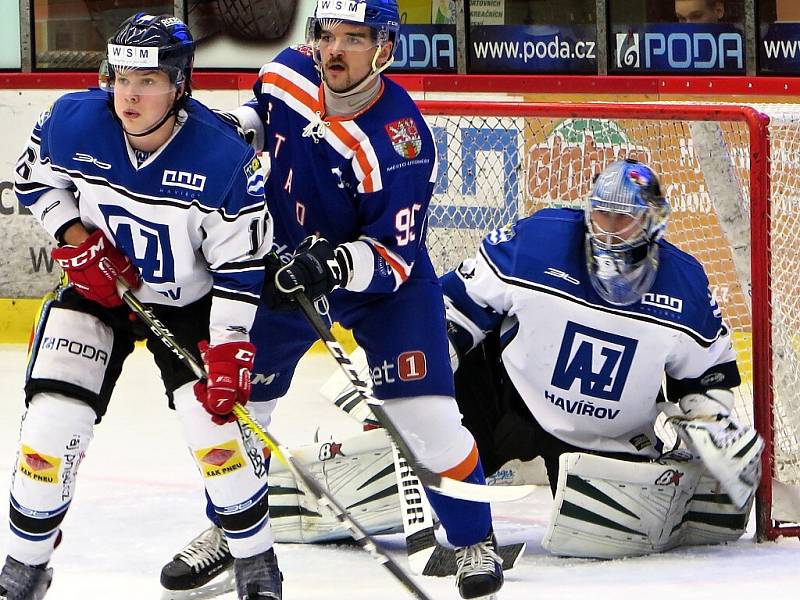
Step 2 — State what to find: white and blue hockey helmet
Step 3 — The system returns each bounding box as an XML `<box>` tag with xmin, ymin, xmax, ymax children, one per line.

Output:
<box><xmin>306</xmin><ymin>0</ymin><xmax>400</xmax><ymax>57</ymax></box>
<box><xmin>584</xmin><ymin>159</ymin><xmax>670</xmax><ymax>306</ymax></box>
<box><xmin>99</xmin><ymin>13</ymin><xmax>195</xmax><ymax>100</ymax></box>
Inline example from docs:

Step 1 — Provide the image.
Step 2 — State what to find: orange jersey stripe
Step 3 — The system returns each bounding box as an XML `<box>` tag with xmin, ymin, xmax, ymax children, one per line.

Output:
<box><xmin>260</xmin><ymin>70</ymin><xmax>378</xmax><ymax>194</ymax></box>
<box><xmin>372</xmin><ymin>243</ymin><xmax>410</xmax><ymax>284</ymax></box>
<box><xmin>326</xmin><ymin>121</ymin><xmax>377</xmax><ymax>193</ymax></box>
<box><xmin>440</xmin><ymin>443</ymin><xmax>479</xmax><ymax>482</ymax></box>
<box><xmin>260</xmin><ymin>70</ymin><xmax>319</xmax><ymax>114</ymax></box>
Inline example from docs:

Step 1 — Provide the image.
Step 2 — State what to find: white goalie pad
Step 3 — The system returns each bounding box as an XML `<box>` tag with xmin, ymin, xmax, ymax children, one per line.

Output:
<box><xmin>542</xmin><ymin>452</ymin><xmax>751</xmax><ymax>559</ymax></box>
<box><xmin>268</xmin><ymin>428</ymin><xmax>403</xmax><ymax>543</ymax></box>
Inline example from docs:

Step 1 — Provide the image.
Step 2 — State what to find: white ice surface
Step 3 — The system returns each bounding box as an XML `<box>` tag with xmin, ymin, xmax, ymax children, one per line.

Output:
<box><xmin>1</xmin><ymin>344</ymin><xmax>799</xmax><ymax>599</ymax></box>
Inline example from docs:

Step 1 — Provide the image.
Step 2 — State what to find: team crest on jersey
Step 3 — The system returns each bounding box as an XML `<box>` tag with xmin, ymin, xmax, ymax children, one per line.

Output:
<box><xmin>551</xmin><ymin>321</ymin><xmax>638</xmax><ymax>402</ymax></box>
<box><xmin>244</xmin><ymin>156</ymin><xmax>265</xmax><ymax>196</ymax></box>
<box><xmin>487</xmin><ymin>223</ymin><xmax>516</xmax><ymax>245</ymax></box>
<box><xmin>385</xmin><ymin>118</ymin><xmax>422</xmax><ymax>159</ymax></box>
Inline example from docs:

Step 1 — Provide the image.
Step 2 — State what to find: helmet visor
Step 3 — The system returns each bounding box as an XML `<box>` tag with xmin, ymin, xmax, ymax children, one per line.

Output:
<box><xmin>306</xmin><ymin>17</ymin><xmax>381</xmax><ymax>54</ymax></box>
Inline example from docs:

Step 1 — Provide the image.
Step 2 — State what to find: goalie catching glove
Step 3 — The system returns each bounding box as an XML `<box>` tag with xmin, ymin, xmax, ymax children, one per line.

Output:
<box><xmin>264</xmin><ymin>235</ymin><xmax>350</xmax><ymax>310</ymax></box>
<box><xmin>193</xmin><ymin>341</ymin><xmax>256</xmax><ymax>425</ymax></box>
<box><xmin>51</xmin><ymin>229</ymin><xmax>140</xmax><ymax>308</ymax></box>
<box><xmin>668</xmin><ymin>389</ymin><xmax>764</xmax><ymax>509</ymax></box>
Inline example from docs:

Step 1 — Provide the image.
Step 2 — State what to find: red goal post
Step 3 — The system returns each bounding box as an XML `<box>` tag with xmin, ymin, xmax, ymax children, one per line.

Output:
<box><xmin>414</xmin><ymin>100</ymin><xmax>796</xmax><ymax>541</ymax></box>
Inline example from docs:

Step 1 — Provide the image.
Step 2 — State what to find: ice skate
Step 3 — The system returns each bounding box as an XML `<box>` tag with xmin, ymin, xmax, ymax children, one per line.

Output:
<box><xmin>455</xmin><ymin>531</ymin><xmax>503</xmax><ymax>600</ymax></box>
<box><xmin>234</xmin><ymin>547</ymin><xmax>282</xmax><ymax>600</ymax></box>
<box><xmin>0</xmin><ymin>556</ymin><xmax>52</xmax><ymax>600</ymax></box>
<box><xmin>160</xmin><ymin>525</ymin><xmax>234</xmax><ymax>599</ymax></box>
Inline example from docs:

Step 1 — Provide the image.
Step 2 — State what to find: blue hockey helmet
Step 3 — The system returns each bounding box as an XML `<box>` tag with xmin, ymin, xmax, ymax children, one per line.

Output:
<box><xmin>307</xmin><ymin>0</ymin><xmax>401</xmax><ymax>52</ymax></box>
<box><xmin>100</xmin><ymin>13</ymin><xmax>195</xmax><ymax>98</ymax></box>
<box><xmin>585</xmin><ymin>159</ymin><xmax>670</xmax><ymax>306</ymax></box>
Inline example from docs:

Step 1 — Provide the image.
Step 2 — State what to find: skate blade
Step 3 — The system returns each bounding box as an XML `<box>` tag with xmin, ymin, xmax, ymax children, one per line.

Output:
<box><xmin>160</xmin><ymin>568</ymin><xmax>235</xmax><ymax>600</ymax></box>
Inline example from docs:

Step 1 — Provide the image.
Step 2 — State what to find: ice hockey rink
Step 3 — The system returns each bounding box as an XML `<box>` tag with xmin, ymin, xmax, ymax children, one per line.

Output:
<box><xmin>1</xmin><ymin>343</ymin><xmax>799</xmax><ymax>600</ymax></box>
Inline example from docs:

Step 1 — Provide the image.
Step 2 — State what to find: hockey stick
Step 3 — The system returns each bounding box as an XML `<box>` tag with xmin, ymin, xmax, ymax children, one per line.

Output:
<box><xmin>116</xmin><ymin>285</ymin><xmax>434</xmax><ymax>600</ymax></box>
<box><xmin>294</xmin><ymin>291</ymin><xmax>536</xmax><ymax>505</ymax></box>
<box><xmin>325</xmin><ymin>359</ymin><xmax>526</xmax><ymax>576</ymax></box>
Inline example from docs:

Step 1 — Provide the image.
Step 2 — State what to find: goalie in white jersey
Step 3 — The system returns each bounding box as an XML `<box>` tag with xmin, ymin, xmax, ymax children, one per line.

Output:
<box><xmin>442</xmin><ymin>159</ymin><xmax>765</xmax><ymax>558</ymax></box>
<box><xmin>0</xmin><ymin>14</ymin><xmax>275</xmax><ymax>600</ymax></box>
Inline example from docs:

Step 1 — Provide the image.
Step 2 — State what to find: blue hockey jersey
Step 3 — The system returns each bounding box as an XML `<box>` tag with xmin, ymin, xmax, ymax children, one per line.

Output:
<box><xmin>14</xmin><ymin>89</ymin><xmax>270</xmax><ymax>344</ymax></box>
<box><xmin>243</xmin><ymin>45</ymin><xmax>439</xmax><ymax>297</ymax></box>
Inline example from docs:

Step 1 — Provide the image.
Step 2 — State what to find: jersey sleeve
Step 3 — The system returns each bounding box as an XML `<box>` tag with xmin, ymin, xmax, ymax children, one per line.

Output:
<box><xmin>440</xmin><ymin>231</ymin><xmax>516</xmax><ymax>351</ymax></box>
<box><xmin>13</xmin><ymin>103</ymin><xmax>81</xmax><ymax>241</ymax></box>
<box><xmin>201</xmin><ymin>150</ymin><xmax>271</xmax><ymax>346</ymax></box>
<box><xmin>664</xmin><ymin>287</ymin><xmax>741</xmax><ymax>400</ymax></box>
<box><xmin>337</xmin><ymin>117</ymin><xmax>439</xmax><ymax>294</ymax></box>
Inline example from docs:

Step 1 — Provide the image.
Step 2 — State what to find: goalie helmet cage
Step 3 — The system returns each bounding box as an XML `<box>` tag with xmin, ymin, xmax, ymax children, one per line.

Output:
<box><xmin>415</xmin><ymin>100</ymin><xmax>800</xmax><ymax>542</ymax></box>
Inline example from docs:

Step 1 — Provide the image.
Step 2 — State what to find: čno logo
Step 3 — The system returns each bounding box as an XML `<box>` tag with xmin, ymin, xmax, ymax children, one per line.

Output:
<box><xmin>162</xmin><ymin>170</ymin><xmax>206</xmax><ymax>192</ymax></box>
<box><xmin>616</xmin><ymin>33</ymin><xmax>640</xmax><ymax>68</ymax></box>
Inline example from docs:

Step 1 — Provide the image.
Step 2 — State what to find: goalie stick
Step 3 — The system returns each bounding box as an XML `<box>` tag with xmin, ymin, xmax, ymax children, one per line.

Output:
<box><xmin>117</xmin><ymin>284</ymin><xmax>434</xmax><ymax>600</ymax></box>
<box><xmin>328</xmin><ymin>355</ymin><xmax>525</xmax><ymax>576</ymax></box>
<box><xmin>293</xmin><ymin>292</ymin><xmax>536</xmax><ymax>504</ymax></box>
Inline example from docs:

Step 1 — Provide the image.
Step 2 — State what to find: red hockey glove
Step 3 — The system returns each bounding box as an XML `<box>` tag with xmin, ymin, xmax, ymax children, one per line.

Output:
<box><xmin>194</xmin><ymin>341</ymin><xmax>256</xmax><ymax>425</ymax></box>
<box><xmin>51</xmin><ymin>229</ymin><xmax>140</xmax><ymax>308</ymax></box>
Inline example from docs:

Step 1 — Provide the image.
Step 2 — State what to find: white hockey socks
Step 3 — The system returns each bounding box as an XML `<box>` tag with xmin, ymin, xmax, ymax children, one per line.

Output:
<box><xmin>9</xmin><ymin>392</ymin><xmax>95</xmax><ymax>566</ymax></box>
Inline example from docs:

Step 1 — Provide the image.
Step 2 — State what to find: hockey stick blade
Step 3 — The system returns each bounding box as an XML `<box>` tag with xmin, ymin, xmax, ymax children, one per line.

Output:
<box><xmin>421</xmin><ymin>542</ymin><xmax>527</xmax><ymax>577</ymax></box>
<box><xmin>297</xmin><ymin>294</ymin><xmax>535</xmax><ymax>503</ymax></box>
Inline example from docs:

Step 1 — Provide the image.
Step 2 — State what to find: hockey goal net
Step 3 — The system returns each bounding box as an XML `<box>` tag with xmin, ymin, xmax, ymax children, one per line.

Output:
<box><xmin>418</xmin><ymin>100</ymin><xmax>799</xmax><ymax>542</ymax></box>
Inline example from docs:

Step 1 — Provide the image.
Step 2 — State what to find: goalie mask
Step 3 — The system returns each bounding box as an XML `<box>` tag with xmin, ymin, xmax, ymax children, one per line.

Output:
<box><xmin>99</xmin><ymin>13</ymin><xmax>195</xmax><ymax>137</ymax></box>
<box><xmin>306</xmin><ymin>0</ymin><xmax>400</xmax><ymax>85</ymax></box>
<box><xmin>585</xmin><ymin>159</ymin><xmax>670</xmax><ymax>306</ymax></box>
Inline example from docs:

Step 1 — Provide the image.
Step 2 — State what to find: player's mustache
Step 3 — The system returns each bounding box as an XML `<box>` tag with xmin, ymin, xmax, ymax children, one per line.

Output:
<box><xmin>325</xmin><ymin>60</ymin><xmax>346</xmax><ymax>69</ymax></box>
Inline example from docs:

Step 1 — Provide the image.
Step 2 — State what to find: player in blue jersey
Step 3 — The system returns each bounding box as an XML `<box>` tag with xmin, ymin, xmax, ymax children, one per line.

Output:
<box><xmin>160</xmin><ymin>1</ymin><xmax>503</xmax><ymax>599</ymax></box>
<box><xmin>0</xmin><ymin>14</ymin><xmax>274</xmax><ymax>600</ymax></box>
<box><xmin>443</xmin><ymin>159</ymin><xmax>764</xmax><ymax>557</ymax></box>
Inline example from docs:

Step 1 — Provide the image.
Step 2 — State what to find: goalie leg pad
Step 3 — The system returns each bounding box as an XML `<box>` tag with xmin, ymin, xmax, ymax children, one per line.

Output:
<box><xmin>8</xmin><ymin>392</ymin><xmax>95</xmax><ymax>566</ymax></box>
<box><xmin>542</xmin><ymin>452</ymin><xmax>702</xmax><ymax>559</ymax></box>
<box><xmin>268</xmin><ymin>428</ymin><xmax>401</xmax><ymax>543</ymax></box>
<box><xmin>681</xmin><ymin>470</ymin><xmax>752</xmax><ymax>546</ymax></box>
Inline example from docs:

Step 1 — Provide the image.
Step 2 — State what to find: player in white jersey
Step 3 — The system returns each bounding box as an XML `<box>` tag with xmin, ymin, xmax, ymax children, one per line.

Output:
<box><xmin>442</xmin><ymin>159</ymin><xmax>764</xmax><ymax>556</ymax></box>
<box><xmin>0</xmin><ymin>14</ymin><xmax>274</xmax><ymax>600</ymax></box>
<box><xmin>160</xmin><ymin>2</ymin><xmax>503</xmax><ymax>599</ymax></box>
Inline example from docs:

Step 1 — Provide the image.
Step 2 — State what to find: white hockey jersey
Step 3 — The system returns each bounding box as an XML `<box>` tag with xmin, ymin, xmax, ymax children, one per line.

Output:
<box><xmin>442</xmin><ymin>208</ymin><xmax>739</xmax><ymax>458</ymax></box>
<box><xmin>14</xmin><ymin>90</ymin><xmax>271</xmax><ymax>344</ymax></box>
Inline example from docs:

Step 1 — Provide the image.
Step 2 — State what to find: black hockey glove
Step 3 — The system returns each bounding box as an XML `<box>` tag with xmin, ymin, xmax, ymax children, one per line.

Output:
<box><xmin>264</xmin><ymin>236</ymin><xmax>346</xmax><ymax>310</ymax></box>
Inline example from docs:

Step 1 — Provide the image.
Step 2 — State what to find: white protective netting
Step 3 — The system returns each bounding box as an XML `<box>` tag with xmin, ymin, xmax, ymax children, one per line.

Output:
<box><xmin>420</xmin><ymin>102</ymin><xmax>800</xmax><ymax>535</ymax></box>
